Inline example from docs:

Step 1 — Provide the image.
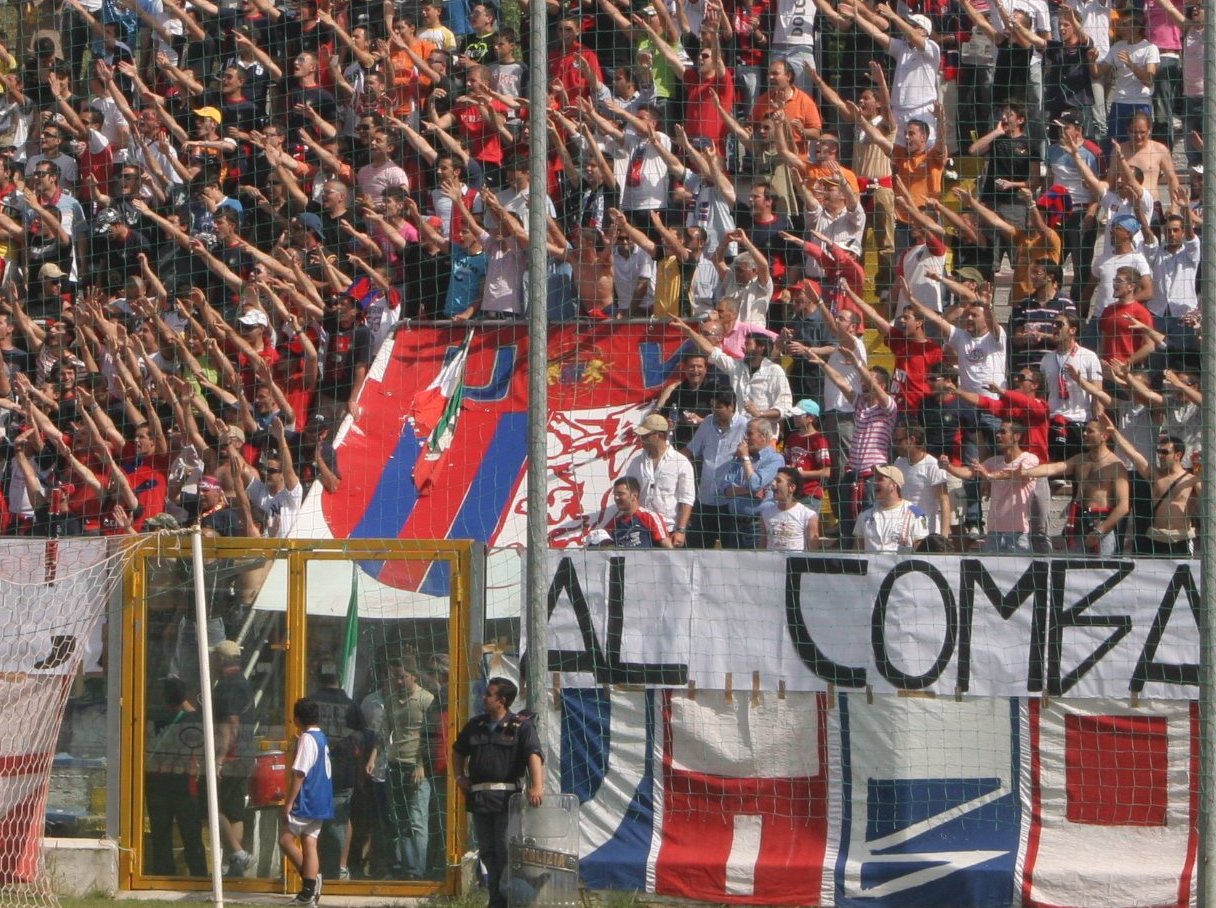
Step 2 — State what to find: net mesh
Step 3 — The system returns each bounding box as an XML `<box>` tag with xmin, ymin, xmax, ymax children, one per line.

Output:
<box><xmin>0</xmin><ymin>537</ymin><xmax>135</xmax><ymax>908</ymax></box>
<box><xmin>0</xmin><ymin>0</ymin><xmax>1204</xmax><ymax>901</ymax></box>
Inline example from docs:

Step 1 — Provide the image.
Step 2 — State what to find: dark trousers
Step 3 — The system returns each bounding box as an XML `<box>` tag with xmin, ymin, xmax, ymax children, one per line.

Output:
<box><xmin>687</xmin><ymin>502</ymin><xmax>730</xmax><ymax>549</ymax></box>
<box><xmin>473</xmin><ymin>810</ymin><xmax>510</xmax><ymax>908</ymax></box>
<box><xmin>146</xmin><ymin>773</ymin><xmax>206</xmax><ymax>876</ymax></box>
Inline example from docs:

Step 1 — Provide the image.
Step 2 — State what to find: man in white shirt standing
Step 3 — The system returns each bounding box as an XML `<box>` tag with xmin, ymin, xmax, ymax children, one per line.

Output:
<box><xmin>912</xmin><ymin>292</ymin><xmax>1006</xmax><ymax>537</ymax></box>
<box><xmin>854</xmin><ymin>464</ymin><xmax>931</xmax><ymax>552</ymax></box>
<box><xmin>239</xmin><ymin>417</ymin><xmax>304</xmax><ymax>538</ymax></box>
<box><xmin>624</xmin><ymin>414</ymin><xmax>696</xmax><ymax>548</ymax></box>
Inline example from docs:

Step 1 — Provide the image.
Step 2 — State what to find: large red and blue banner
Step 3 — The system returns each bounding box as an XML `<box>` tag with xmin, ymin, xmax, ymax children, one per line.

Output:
<box><xmin>293</xmin><ymin>323</ymin><xmax>686</xmax><ymax>592</ymax></box>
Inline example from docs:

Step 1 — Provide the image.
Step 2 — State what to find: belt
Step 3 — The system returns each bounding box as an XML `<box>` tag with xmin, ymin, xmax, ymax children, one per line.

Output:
<box><xmin>470</xmin><ymin>782</ymin><xmax>519</xmax><ymax>793</ymax></box>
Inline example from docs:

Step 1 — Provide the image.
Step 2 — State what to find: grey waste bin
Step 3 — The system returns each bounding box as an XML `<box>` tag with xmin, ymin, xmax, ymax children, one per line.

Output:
<box><xmin>506</xmin><ymin>792</ymin><xmax>579</xmax><ymax>908</ymax></box>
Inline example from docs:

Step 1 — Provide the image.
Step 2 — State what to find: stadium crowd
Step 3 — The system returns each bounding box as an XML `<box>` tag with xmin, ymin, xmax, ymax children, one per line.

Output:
<box><xmin>0</xmin><ymin>0</ymin><xmax>1201</xmax><ymax>554</ymax></box>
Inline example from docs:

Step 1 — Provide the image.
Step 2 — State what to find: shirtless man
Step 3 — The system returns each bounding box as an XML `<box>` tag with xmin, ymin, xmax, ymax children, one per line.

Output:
<box><xmin>1119</xmin><ymin>112</ymin><xmax>1182</xmax><ymax>209</ymax></box>
<box><xmin>569</xmin><ymin>227</ymin><xmax>614</xmax><ymax>317</ymax></box>
<box><xmin>1106</xmin><ymin>421</ymin><xmax>1197</xmax><ymax>557</ymax></box>
<box><xmin>1012</xmin><ymin>418</ymin><xmax>1129</xmax><ymax>556</ymax></box>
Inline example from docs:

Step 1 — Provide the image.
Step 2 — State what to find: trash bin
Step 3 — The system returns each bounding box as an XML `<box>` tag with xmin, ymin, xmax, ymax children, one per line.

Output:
<box><xmin>506</xmin><ymin>792</ymin><xmax>579</xmax><ymax>908</ymax></box>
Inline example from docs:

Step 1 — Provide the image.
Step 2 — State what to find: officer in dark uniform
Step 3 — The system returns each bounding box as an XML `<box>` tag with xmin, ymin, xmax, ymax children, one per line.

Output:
<box><xmin>452</xmin><ymin>678</ymin><xmax>543</xmax><ymax>908</ymax></box>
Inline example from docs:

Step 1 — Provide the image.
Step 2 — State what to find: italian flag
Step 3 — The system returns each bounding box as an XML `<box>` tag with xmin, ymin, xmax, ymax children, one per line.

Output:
<box><xmin>410</xmin><ymin>330</ymin><xmax>473</xmax><ymax>494</ymax></box>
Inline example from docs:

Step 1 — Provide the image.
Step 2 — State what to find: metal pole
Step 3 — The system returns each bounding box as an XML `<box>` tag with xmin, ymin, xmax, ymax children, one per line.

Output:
<box><xmin>192</xmin><ymin>527</ymin><xmax>225</xmax><ymax>908</ymax></box>
<box><xmin>524</xmin><ymin>0</ymin><xmax>550</xmax><ymax>753</ymax></box>
<box><xmin>1199</xmin><ymin>6</ymin><xmax>1216</xmax><ymax>900</ymax></box>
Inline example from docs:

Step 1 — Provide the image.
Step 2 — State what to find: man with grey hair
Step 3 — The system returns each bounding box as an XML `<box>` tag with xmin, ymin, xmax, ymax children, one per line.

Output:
<box><xmin>712</xmin><ymin>227</ymin><xmax>776</xmax><ymax>326</ymax></box>
<box><xmin>717</xmin><ymin>417</ymin><xmax>783</xmax><ymax>548</ymax></box>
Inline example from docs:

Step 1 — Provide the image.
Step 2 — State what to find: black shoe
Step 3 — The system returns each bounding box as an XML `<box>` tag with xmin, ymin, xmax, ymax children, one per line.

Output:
<box><xmin>35</xmin><ymin>635</ymin><xmax>76</xmax><ymax>670</ymax></box>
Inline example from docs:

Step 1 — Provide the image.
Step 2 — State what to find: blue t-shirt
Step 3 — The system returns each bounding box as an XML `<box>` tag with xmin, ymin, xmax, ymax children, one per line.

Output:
<box><xmin>444</xmin><ymin>244</ymin><xmax>489</xmax><ymax>317</ymax></box>
<box><xmin>292</xmin><ymin>728</ymin><xmax>334</xmax><ymax>821</ymax></box>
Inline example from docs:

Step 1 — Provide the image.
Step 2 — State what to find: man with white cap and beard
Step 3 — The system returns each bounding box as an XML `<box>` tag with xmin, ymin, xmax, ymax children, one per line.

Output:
<box><xmin>624</xmin><ymin>413</ymin><xmax>696</xmax><ymax>546</ymax></box>
<box><xmin>853</xmin><ymin>464</ymin><xmax>931</xmax><ymax>552</ymax></box>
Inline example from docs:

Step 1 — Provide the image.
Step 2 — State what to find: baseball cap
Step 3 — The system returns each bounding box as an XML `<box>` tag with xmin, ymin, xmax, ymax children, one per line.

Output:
<box><xmin>634</xmin><ymin>413</ymin><xmax>670</xmax><ymax>436</ymax></box>
<box><xmin>955</xmin><ymin>266</ymin><xmax>985</xmax><ymax>284</ymax></box>
<box><xmin>1112</xmin><ymin>214</ymin><xmax>1142</xmax><ymax>235</ymax></box>
<box><xmin>908</xmin><ymin>13</ymin><xmax>932</xmax><ymax>32</ymax></box>
<box><xmin>143</xmin><ymin>513</ymin><xmax>181</xmax><ymax>530</ymax></box>
<box><xmin>296</xmin><ymin>211</ymin><xmax>325</xmax><ymax>239</ymax></box>
<box><xmin>793</xmin><ymin>399</ymin><xmax>820</xmax><ymax>417</ymax></box>
<box><xmin>237</xmin><ymin>308</ymin><xmax>269</xmax><ymax>328</ymax></box>
<box><xmin>38</xmin><ymin>263</ymin><xmax>66</xmax><ymax>280</ymax></box>
<box><xmin>1057</xmin><ymin>110</ymin><xmax>1083</xmax><ymax>127</ymax></box>
<box><xmin>211</xmin><ymin>639</ymin><xmax>241</xmax><ymax>658</ymax></box>
<box><xmin>874</xmin><ymin>464</ymin><xmax>905</xmax><ymax>487</ymax></box>
<box><xmin>192</xmin><ymin>106</ymin><xmax>223</xmax><ymax>125</ymax></box>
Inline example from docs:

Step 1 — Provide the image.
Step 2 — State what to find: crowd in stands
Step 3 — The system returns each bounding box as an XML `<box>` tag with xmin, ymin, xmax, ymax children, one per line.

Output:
<box><xmin>0</xmin><ymin>0</ymin><xmax>1202</xmax><ymax>551</ymax></box>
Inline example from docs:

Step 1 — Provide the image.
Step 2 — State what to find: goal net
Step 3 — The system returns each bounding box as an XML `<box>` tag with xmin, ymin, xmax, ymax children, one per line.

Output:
<box><xmin>0</xmin><ymin>538</ymin><xmax>137</xmax><ymax>908</ymax></box>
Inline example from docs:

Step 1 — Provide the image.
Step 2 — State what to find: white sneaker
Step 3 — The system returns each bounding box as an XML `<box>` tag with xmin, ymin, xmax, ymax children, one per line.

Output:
<box><xmin>228</xmin><ymin>851</ymin><xmax>255</xmax><ymax>876</ymax></box>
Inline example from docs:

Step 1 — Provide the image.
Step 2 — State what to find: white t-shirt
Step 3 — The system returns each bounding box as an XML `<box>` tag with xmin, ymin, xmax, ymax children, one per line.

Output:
<box><xmin>897</xmin><ymin>243</ymin><xmax>946</xmax><ymax>315</ymax></box>
<box><xmin>894</xmin><ymin>454</ymin><xmax>950</xmax><ymax>534</ymax></box>
<box><xmin>683</xmin><ymin>173</ymin><xmax>736</xmax><ymax>257</ymax></box>
<box><xmin>760</xmin><ymin>500</ymin><xmax>817</xmax><ymax>550</ymax></box>
<box><xmin>771</xmin><ymin>0</ymin><xmax>817</xmax><ymax>46</ymax></box>
<box><xmin>612</xmin><ymin>243</ymin><xmax>657</xmax><ymax>312</ymax></box>
<box><xmin>855</xmin><ymin>500</ymin><xmax>930</xmax><ymax>552</ymax></box>
<box><xmin>947</xmin><ymin>325</ymin><xmax>1006</xmax><ymax>398</ymax></box>
<box><xmin>889</xmin><ymin>37</ymin><xmax>941</xmax><ymax>113</ymax></box>
<box><xmin>246</xmin><ymin>480</ymin><xmax>304</xmax><ymax>538</ymax></box>
<box><xmin>718</xmin><ymin>273</ymin><xmax>776</xmax><ymax>328</ymax></box>
<box><xmin>1040</xmin><ymin>344</ymin><xmax>1103</xmax><ymax>422</ymax></box>
<box><xmin>481</xmin><ymin>235</ymin><xmax>527</xmax><ymax>314</ymax></box>
<box><xmin>1090</xmin><ymin>249</ymin><xmax>1151</xmax><ymax>319</ymax></box>
<box><xmin>1105</xmin><ymin>39</ymin><xmax>1161</xmax><ymax>102</ymax></box>
<box><xmin>1069</xmin><ymin>0</ymin><xmax>1111</xmax><ymax>55</ymax></box>
<box><xmin>614</xmin><ymin>131</ymin><xmax>672</xmax><ymax>212</ymax></box>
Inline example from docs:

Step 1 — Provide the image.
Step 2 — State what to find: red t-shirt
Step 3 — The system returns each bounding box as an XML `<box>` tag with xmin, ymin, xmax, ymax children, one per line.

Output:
<box><xmin>457</xmin><ymin>98</ymin><xmax>511</xmax><ymax>165</ymax></box>
<box><xmin>783</xmin><ymin>431</ymin><xmax>831</xmax><ymax>499</ymax></box>
<box><xmin>978</xmin><ymin>389</ymin><xmax>1050</xmax><ymax>462</ymax></box>
<box><xmin>682</xmin><ymin>68</ymin><xmax>735</xmax><ymax>150</ymax></box>
<box><xmin>887</xmin><ymin>329</ymin><xmax>945</xmax><ymax>414</ymax></box>
<box><xmin>1097</xmin><ymin>299</ymin><xmax>1154</xmax><ymax>363</ymax></box>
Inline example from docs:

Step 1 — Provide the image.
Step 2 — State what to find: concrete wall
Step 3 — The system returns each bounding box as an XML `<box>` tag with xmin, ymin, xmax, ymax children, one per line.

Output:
<box><xmin>43</xmin><ymin>838</ymin><xmax>118</xmax><ymax>898</ymax></box>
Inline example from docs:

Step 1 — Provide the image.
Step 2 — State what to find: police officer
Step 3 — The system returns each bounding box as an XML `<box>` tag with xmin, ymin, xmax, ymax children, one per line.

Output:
<box><xmin>452</xmin><ymin>678</ymin><xmax>544</xmax><ymax>908</ymax></box>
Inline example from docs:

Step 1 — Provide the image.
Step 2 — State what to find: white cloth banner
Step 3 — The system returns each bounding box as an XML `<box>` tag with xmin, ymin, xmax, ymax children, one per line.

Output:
<box><xmin>543</xmin><ymin>550</ymin><xmax>1201</xmax><ymax>699</ymax></box>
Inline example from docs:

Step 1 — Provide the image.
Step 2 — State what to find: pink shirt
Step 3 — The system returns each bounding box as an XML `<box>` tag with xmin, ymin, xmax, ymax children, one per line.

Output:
<box><xmin>1145</xmin><ymin>0</ymin><xmax>1182</xmax><ymax>52</ymax></box>
<box><xmin>721</xmin><ymin>320</ymin><xmax>780</xmax><ymax>359</ymax></box>
<box><xmin>984</xmin><ymin>451</ymin><xmax>1040</xmax><ymax>532</ymax></box>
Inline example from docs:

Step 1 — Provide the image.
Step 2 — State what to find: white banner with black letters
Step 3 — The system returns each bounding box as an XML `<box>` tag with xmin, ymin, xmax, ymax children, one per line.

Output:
<box><xmin>541</xmin><ymin>551</ymin><xmax>1200</xmax><ymax>699</ymax></box>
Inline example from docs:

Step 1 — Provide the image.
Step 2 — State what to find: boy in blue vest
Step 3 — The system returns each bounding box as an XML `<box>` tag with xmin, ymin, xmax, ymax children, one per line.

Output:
<box><xmin>281</xmin><ymin>697</ymin><xmax>333</xmax><ymax>907</ymax></box>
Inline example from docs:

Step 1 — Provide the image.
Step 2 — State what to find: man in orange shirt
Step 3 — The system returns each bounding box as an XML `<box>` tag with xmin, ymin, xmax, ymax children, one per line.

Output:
<box><xmin>750</xmin><ymin>60</ymin><xmax>822</xmax><ymax>155</ymax></box>
<box><xmin>854</xmin><ymin>99</ymin><xmax>947</xmax><ymax>258</ymax></box>
<box><xmin>387</xmin><ymin>19</ymin><xmax>438</xmax><ymax>120</ymax></box>
<box><xmin>801</xmin><ymin>134</ymin><xmax>859</xmax><ymax>193</ymax></box>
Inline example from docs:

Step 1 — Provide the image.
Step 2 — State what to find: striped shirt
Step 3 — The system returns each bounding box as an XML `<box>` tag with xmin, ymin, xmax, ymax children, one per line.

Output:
<box><xmin>847</xmin><ymin>396</ymin><xmax>899</xmax><ymax>473</ymax></box>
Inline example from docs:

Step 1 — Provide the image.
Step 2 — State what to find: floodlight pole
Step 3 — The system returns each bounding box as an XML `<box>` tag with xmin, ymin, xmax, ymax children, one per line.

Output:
<box><xmin>1199</xmin><ymin>0</ymin><xmax>1216</xmax><ymax>898</ymax></box>
<box><xmin>525</xmin><ymin>0</ymin><xmax>550</xmax><ymax>750</ymax></box>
